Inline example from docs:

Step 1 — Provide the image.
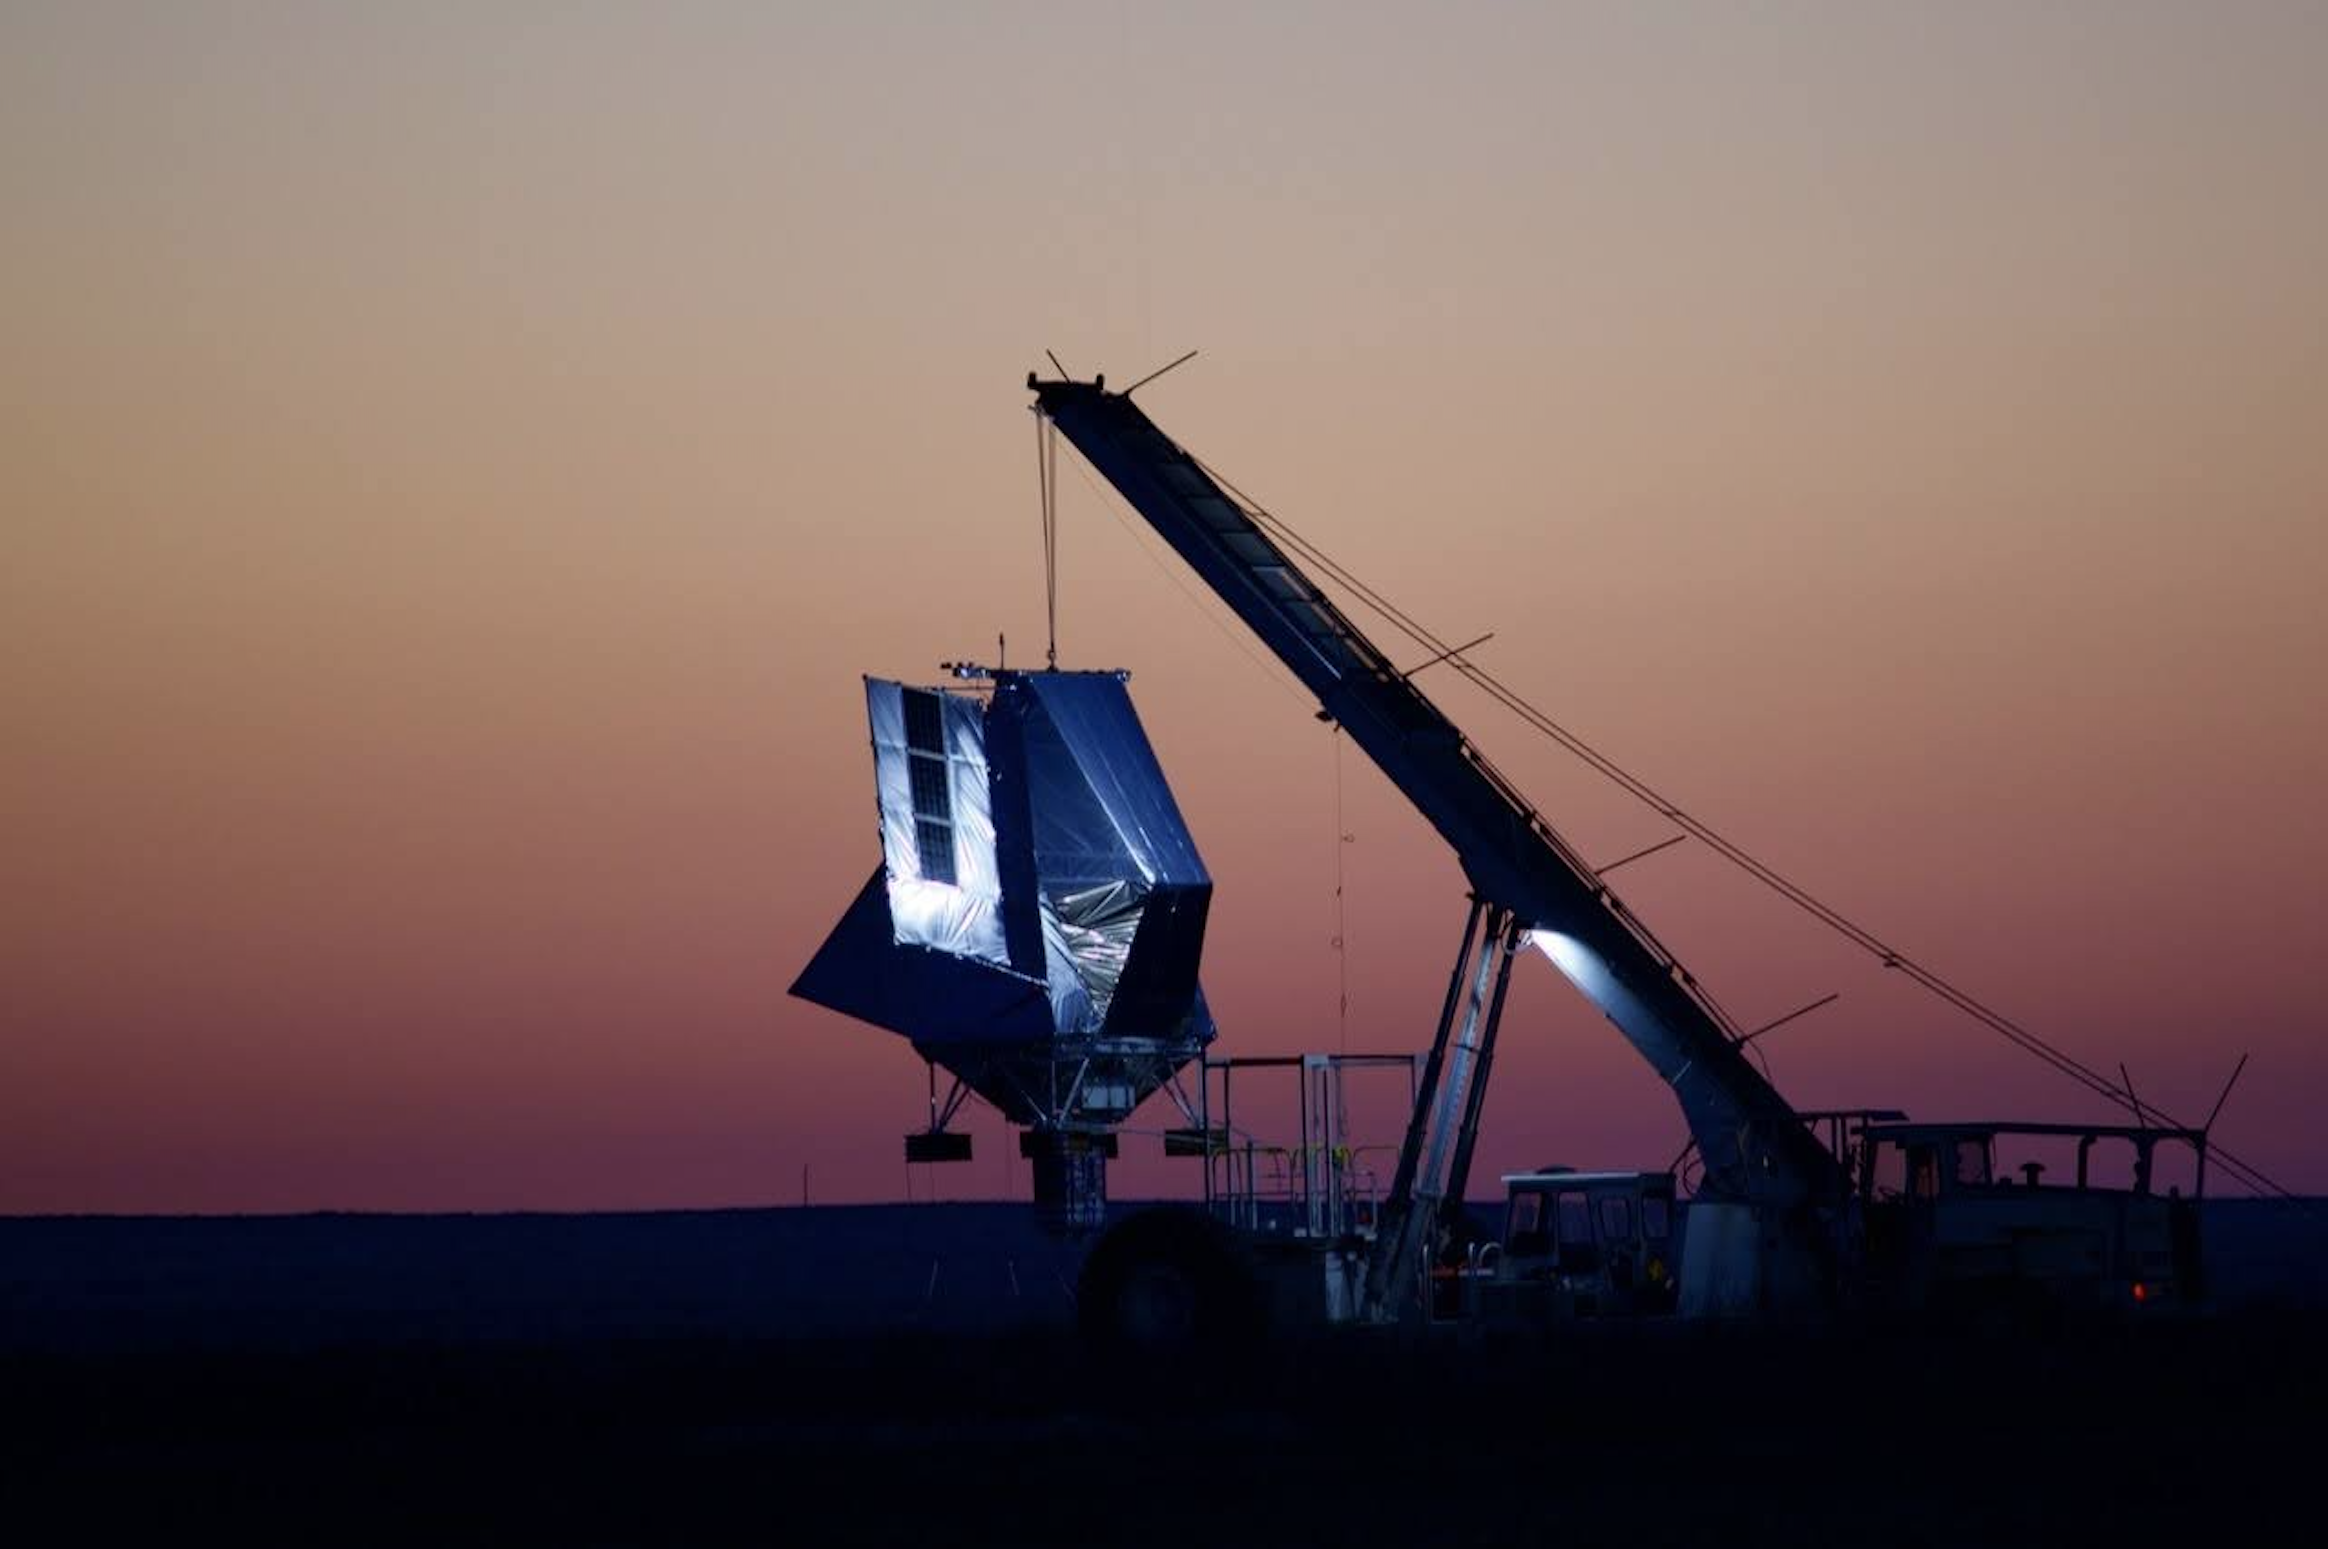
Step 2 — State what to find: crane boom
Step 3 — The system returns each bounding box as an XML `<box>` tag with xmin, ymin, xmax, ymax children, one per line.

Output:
<box><xmin>1033</xmin><ymin>376</ymin><xmax>1843</xmax><ymax>1210</ymax></box>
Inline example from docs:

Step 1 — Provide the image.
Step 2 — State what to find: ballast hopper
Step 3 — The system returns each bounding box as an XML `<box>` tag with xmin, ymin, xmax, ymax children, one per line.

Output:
<box><xmin>792</xmin><ymin>668</ymin><xmax>1214</xmax><ymax>1230</ymax></box>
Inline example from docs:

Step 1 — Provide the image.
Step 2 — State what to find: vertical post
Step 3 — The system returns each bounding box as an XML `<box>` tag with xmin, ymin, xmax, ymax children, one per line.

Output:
<box><xmin>1243</xmin><ymin>1139</ymin><xmax>1256</xmax><ymax>1232</ymax></box>
<box><xmin>1323</xmin><ymin>1058</ymin><xmax>1347</xmax><ymax>1238</ymax></box>
<box><xmin>1224</xmin><ymin>1061</ymin><xmax>1237</xmax><ymax>1228</ymax></box>
<box><xmin>1334</xmin><ymin>1060</ymin><xmax>1349</xmax><ymax>1237</ymax></box>
<box><xmin>1199</xmin><ymin>1055</ymin><xmax>1213</xmax><ymax>1212</ymax></box>
<box><xmin>1303</xmin><ymin>1052</ymin><xmax>1322</xmax><ymax>1229</ymax></box>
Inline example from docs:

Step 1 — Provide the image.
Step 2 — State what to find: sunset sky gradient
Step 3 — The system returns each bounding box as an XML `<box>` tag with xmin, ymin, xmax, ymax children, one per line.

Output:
<box><xmin>5</xmin><ymin>2</ymin><xmax>2325</xmax><ymax>1211</ymax></box>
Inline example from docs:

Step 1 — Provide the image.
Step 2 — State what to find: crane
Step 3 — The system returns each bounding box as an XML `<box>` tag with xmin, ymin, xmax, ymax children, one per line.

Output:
<box><xmin>1030</xmin><ymin>373</ymin><xmax>1849</xmax><ymax>1318</ymax></box>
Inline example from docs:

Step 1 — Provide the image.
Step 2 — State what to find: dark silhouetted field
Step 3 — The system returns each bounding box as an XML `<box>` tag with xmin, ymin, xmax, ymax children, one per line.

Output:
<box><xmin>5</xmin><ymin>1201</ymin><xmax>2322</xmax><ymax>1543</ymax></box>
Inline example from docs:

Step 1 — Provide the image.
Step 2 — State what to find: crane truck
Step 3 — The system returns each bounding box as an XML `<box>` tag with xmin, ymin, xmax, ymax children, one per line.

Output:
<box><xmin>1026</xmin><ymin>371</ymin><xmax>2211</xmax><ymax>1343</ymax></box>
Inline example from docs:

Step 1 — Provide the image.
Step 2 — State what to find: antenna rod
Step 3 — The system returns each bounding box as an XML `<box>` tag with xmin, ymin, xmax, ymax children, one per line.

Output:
<box><xmin>1044</xmin><ymin>348</ymin><xmax>1070</xmax><ymax>378</ymax></box>
<box><xmin>1737</xmin><ymin>992</ymin><xmax>1842</xmax><ymax>1048</ymax></box>
<box><xmin>1120</xmin><ymin>348</ymin><xmax>1199</xmax><ymax>397</ymax></box>
<box><xmin>1595</xmin><ymin>833</ymin><xmax>1689</xmax><ymax>877</ymax></box>
<box><xmin>1398</xmin><ymin>631</ymin><xmax>1496</xmax><ymax>682</ymax></box>
<box><xmin>2203</xmin><ymin>1052</ymin><xmax>2252</xmax><ymax>1134</ymax></box>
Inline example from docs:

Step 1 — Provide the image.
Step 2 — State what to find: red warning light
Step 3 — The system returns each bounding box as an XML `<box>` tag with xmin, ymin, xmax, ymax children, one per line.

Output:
<box><xmin>2132</xmin><ymin>1281</ymin><xmax>2149</xmax><ymax>1303</ymax></box>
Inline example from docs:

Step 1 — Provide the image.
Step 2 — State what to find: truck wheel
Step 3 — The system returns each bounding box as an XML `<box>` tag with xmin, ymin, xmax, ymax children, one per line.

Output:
<box><xmin>1077</xmin><ymin>1206</ymin><xmax>1264</xmax><ymax>1350</ymax></box>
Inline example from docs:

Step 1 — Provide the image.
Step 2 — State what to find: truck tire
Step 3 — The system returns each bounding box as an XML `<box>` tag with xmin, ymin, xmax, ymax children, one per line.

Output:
<box><xmin>1077</xmin><ymin>1206</ymin><xmax>1265</xmax><ymax>1350</ymax></box>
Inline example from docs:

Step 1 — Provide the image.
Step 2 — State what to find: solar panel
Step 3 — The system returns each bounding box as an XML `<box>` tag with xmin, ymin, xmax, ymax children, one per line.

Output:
<box><xmin>902</xmin><ymin>688</ymin><xmax>946</xmax><ymax>756</ymax></box>
<box><xmin>914</xmin><ymin>818</ymin><xmax>957</xmax><ymax>885</ymax></box>
<box><xmin>908</xmin><ymin>755</ymin><xmax>951</xmax><ymax>821</ymax></box>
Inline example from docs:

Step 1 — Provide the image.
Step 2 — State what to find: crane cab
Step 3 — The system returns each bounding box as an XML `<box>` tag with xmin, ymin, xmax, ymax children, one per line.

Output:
<box><xmin>1461</xmin><ymin>1170</ymin><xmax>1681</xmax><ymax>1325</ymax></box>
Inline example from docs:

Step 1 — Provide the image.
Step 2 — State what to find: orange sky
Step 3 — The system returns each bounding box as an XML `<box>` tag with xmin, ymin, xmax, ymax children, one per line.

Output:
<box><xmin>4</xmin><ymin>3</ymin><xmax>2325</xmax><ymax>1211</ymax></box>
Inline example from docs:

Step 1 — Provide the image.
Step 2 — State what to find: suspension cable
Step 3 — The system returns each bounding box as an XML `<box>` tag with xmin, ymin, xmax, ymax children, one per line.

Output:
<box><xmin>1178</xmin><ymin>449</ymin><xmax>2295</xmax><ymax>1202</ymax></box>
<box><xmin>1035</xmin><ymin>412</ymin><xmax>1059</xmax><ymax>669</ymax></box>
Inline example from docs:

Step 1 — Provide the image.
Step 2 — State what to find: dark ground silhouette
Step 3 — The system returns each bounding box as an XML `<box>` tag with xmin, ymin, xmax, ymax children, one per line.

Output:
<box><xmin>4</xmin><ymin>1201</ymin><xmax>2321</xmax><ymax>1543</ymax></box>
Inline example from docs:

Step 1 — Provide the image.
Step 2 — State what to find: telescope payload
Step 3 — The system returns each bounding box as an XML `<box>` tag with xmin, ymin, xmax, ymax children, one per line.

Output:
<box><xmin>791</xmin><ymin>668</ymin><xmax>1214</xmax><ymax>1229</ymax></box>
